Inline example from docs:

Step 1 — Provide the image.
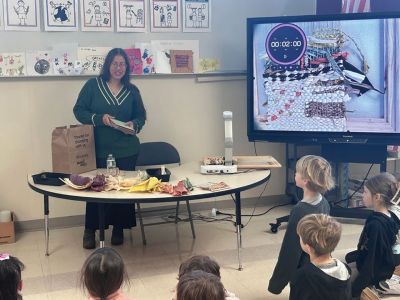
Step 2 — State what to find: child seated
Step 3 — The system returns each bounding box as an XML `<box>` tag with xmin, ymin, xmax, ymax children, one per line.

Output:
<box><xmin>345</xmin><ymin>173</ymin><xmax>400</xmax><ymax>298</ymax></box>
<box><xmin>80</xmin><ymin>247</ymin><xmax>133</xmax><ymax>300</ymax></box>
<box><xmin>290</xmin><ymin>214</ymin><xmax>351</xmax><ymax>300</ymax></box>
<box><xmin>268</xmin><ymin>155</ymin><xmax>335</xmax><ymax>294</ymax></box>
<box><xmin>178</xmin><ymin>255</ymin><xmax>239</xmax><ymax>300</ymax></box>
<box><xmin>0</xmin><ymin>253</ymin><xmax>25</xmax><ymax>300</ymax></box>
<box><xmin>176</xmin><ymin>270</ymin><xmax>225</xmax><ymax>300</ymax></box>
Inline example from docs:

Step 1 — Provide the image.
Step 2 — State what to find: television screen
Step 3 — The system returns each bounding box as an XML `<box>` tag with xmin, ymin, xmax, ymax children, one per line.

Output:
<box><xmin>247</xmin><ymin>13</ymin><xmax>400</xmax><ymax>144</ymax></box>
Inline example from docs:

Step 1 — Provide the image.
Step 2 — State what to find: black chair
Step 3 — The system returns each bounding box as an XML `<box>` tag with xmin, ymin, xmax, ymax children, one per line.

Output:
<box><xmin>135</xmin><ymin>142</ymin><xmax>196</xmax><ymax>245</ymax></box>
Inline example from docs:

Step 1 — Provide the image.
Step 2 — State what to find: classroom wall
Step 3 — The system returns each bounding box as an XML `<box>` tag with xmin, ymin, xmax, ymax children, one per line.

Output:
<box><xmin>0</xmin><ymin>1</ymin><xmax>316</xmax><ymax>222</ymax></box>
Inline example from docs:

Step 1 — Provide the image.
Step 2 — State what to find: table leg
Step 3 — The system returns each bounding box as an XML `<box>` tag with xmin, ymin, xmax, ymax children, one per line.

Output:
<box><xmin>44</xmin><ymin>195</ymin><xmax>49</xmax><ymax>256</ymax></box>
<box><xmin>235</xmin><ymin>191</ymin><xmax>243</xmax><ymax>271</ymax></box>
<box><xmin>98</xmin><ymin>203</ymin><xmax>105</xmax><ymax>248</ymax></box>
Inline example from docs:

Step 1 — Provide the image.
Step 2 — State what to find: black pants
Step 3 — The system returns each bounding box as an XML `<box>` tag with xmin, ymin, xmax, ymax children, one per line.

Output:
<box><xmin>85</xmin><ymin>155</ymin><xmax>138</xmax><ymax>230</ymax></box>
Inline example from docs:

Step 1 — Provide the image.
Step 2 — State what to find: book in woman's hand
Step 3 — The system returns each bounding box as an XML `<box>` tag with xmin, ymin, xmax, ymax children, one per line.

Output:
<box><xmin>110</xmin><ymin>118</ymin><xmax>135</xmax><ymax>135</ymax></box>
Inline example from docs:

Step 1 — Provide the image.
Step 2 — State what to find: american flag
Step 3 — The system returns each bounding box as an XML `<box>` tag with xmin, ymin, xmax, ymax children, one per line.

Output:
<box><xmin>342</xmin><ymin>0</ymin><xmax>370</xmax><ymax>13</ymax></box>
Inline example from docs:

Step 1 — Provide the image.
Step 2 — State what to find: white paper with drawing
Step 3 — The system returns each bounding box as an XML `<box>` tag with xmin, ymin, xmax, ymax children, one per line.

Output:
<box><xmin>77</xmin><ymin>47</ymin><xmax>111</xmax><ymax>75</ymax></box>
<box><xmin>151</xmin><ymin>40</ymin><xmax>199</xmax><ymax>72</ymax></box>
<box><xmin>52</xmin><ymin>44</ymin><xmax>78</xmax><ymax>75</ymax></box>
<box><xmin>136</xmin><ymin>42</ymin><xmax>155</xmax><ymax>74</ymax></box>
<box><xmin>150</xmin><ymin>0</ymin><xmax>181</xmax><ymax>32</ymax></box>
<box><xmin>80</xmin><ymin>0</ymin><xmax>114</xmax><ymax>31</ymax></box>
<box><xmin>26</xmin><ymin>50</ymin><xmax>53</xmax><ymax>76</ymax></box>
<box><xmin>3</xmin><ymin>0</ymin><xmax>40</xmax><ymax>31</ymax></box>
<box><xmin>0</xmin><ymin>52</ymin><xmax>26</xmax><ymax>76</ymax></box>
<box><xmin>116</xmin><ymin>0</ymin><xmax>148</xmax><ymax>32</ymax></box>
<box><xmin>182</xmin><ymin>0</ymin><xmax>211</xmax><ymax>32</ymax></box>
<box><xmin>43</xmin><ymin>0</ymin><xmax>78</xmax><ymax>31</ymax></box>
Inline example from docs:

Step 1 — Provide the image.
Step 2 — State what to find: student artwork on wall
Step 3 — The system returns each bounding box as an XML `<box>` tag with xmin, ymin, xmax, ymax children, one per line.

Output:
<box><xmin>124</xmin><ymin>48</ymin><xmax>143</xmax><ymax>74</ymax></box>
<box><xmin>26</xmin><ymin>50</ymin><xmax>53</xmax><ymax>76</ymax></box>
<box><xmin>136</xmin><ymin>42</ymin><xmax>155</xmax><ymax>74</ymax></box>
<box><xmin>43</xmin><ymin>0</ymin><xmax>79</xmax><ymax>31</ymax></box>
<box><xmin>77</xmin><ymin>47</ymin><xmax>111</xmax><ymax>75</ymax></box>
<box><xmin>170</xmin><ymin>50</ymin><xmax>193</xmax><ymax>73</ymax></box>
<box><xmin>182</xmin><ymin>0</ymin><xmax>211</xmax><ymax>32</ymax></box>
<box><xmin>150</xmin><ymin>0</ymin><xmax>181</xmax><ymax>32</ymax></box>
<box><xmin>3</xmin><ymin>0</ymin><xmax>40</xmax><ymax>31</ymax></box>
<box><xmin>0</xmin><ymin>52</ymin><xmax>26</xmax><ymax>76</ymax></box>
<box><xmin>52</xmin><ymin>44</ymin><xmax>78</xmax><ymax>75</ymax></box>
<box><xmin>0</xmin><ymin>0</ymin><xmax>3</xmax><ymax>29</ymax></box>
<box><xmin>116</xmin><ymin>0</ymin><xmax>147</xmax><ymax>32</ymax></box>
<box><xmin>80</xmin><ymin>0</ymin><xmax>113</xmax><ymax>32</ymax></box>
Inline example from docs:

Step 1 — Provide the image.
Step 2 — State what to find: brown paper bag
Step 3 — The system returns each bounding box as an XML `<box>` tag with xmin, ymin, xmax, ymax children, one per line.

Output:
<box><xmin>52</xmin><ymin>125</ymin><xmax>96</xmax><ymax>174</ymax></box>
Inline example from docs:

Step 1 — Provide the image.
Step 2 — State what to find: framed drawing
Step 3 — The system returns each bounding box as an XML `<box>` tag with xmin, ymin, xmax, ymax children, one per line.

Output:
<box><xmin>116</xmin><ymin>0</ymin><xmax>148</xmax><ymax>32</ymax></box>
<box><xmin>170</xmin><ymin>50</ymin><xmax>193</xmax><ymax>73</ymax></box>
<box><xmin>43</xmin><ymin>0</ymin><xmax>78</xmax><ymax>31</ymax></box>
<box><xmin>80</xmin><ymin>0</ymin><xmax>114</xmax><ymax>32</ymax></box>
<box><xmin>182</xmin><ymin>0</ymin><xmax>211</xmax><ymax>32</ymax></box>
<box><xmin>150</xmin><ymin>0</ymin><xmax>181</xmax><ymax>32</ymax></box>
<box><xmin>3</xmin><ymin>0</ymin><xmax>40</xmax><ymax>31</ymax></box>
<box><xmin>0</xmin><ymin>0</ymin><xmax>3</xmax><ymax>29</ymax></box>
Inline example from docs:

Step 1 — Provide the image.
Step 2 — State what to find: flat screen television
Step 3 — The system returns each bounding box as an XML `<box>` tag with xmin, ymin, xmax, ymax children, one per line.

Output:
<box><xmin>247</xmin><ymin>12</ymin><xmax>400</xmax><ymax>145</ymax></box>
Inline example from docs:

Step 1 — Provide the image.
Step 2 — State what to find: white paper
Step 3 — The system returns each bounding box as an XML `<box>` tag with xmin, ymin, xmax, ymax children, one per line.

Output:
<box><xmin>136</xmin><ymin>42</ymin><xmax>155</xmax><ymax>74</ymax></box>
<box><xmin>0</xmin><ymin>0</ymin><xmax>4</xmax><ymax>29</ymax></box>
<box><xmin>154</xmin><ymin>49</ymin><xmax>171</xmax><ymax>73</ymax></box>
<box><xmin>182</xmin><ymin>0</ymin><xmax>211</xmax><ymax>32</ymax></box>
<box><xmin>77</xmin><ymin>47</ymin><xmax>111</xmax><ymax>75</ymax></box>
<box><xmin>4</xmin><ymin>0</ymin><xmax>40</xmax><ymax>31</ymax></box>
<box><xmin>151</xmin><ymin>40</ymin><xmax>199</xmax><ymax>72</ymax></box>
<box><xmin>116</xmin><ymin>0</ymin><xmax>148</xmax><ymax>33</ymax></box>
<box><xmin>80</xmin><ymin>0</ymin><xmax>114</xmax><ymax>32</ymax></box>
<box><xmin>150</xmin><ymin>0</ymin><xmax>181</xmax><ymax>32</ymax></box>
<box><xmin>26</xmin><ymin>50</ymin><xmax>53</xmax><ymax>76</ymax></box>
<box><xmin>43</xmin><ymin>0</ymin><xmax>78</xmax><ymax>32</ymax></box>
<box><xmin>51</xmin><ymin>44</ymin><xmax>78</xmax><ymax>75</ymax></box>
<box><xmin>0</xmin><ymin>52</ymin><xmax>26</xmax><ymax>76</ymax></box>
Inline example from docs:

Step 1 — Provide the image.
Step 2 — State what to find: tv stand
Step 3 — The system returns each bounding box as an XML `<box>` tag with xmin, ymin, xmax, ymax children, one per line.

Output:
<box><xmin>269</xmin><ymin>143</ymin><xmax>388</xmax><ymax>233</ymax></box>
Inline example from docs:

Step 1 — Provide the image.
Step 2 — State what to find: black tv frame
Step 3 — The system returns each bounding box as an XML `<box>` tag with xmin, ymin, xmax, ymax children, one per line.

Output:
<box><xmin>247</xmin><ymin>12</ymin><xmax>400</xmax><ymax>145</ymax></box>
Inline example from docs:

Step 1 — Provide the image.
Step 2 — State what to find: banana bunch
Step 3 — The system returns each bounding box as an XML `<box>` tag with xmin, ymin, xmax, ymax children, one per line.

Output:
<box><xmin>128</xmin><ymin>177</ymin><xmax>162</xmax><ymax>193</ymax></box>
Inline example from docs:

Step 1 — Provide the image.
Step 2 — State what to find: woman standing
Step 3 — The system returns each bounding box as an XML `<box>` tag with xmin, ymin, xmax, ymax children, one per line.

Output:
<box><xmin>74</xmin><ymin>48</ymin><xmax>146</xmax><ymax>249</ymax></box>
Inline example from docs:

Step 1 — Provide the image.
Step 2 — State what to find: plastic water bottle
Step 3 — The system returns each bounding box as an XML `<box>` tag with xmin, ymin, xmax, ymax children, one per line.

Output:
<box><xmin>106</xmin><ymin>154</ymin><xmax>116</xmax><ymax>174</ymax></box>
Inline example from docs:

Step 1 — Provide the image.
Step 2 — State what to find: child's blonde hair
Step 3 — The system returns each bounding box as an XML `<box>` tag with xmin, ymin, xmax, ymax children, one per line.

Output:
<box><xmin>365</xmin><ymin>172</ymin><xmax>400</xmax><ymax>207</ymax></box>
<box><xmin>297</xmin><ymin>214</ymin><xmax>342</xmax><ymax>256</ymax></box>
<box><xmin>296</xmin><ymin>155</ymin><xmax>335</xmax><ymax>194</ymax></box>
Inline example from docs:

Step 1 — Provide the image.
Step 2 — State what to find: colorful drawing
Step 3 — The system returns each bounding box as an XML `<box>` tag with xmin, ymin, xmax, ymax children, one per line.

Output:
<box><xmin>0</xmin><ymin>53</ymin><xmax>26</xmax><ymax>76</ymax></box>
<box><xmin>116</xmin><ymin>0</ymin><xmax>147</xmax><ymax>32</ymax></box>
<box><xmin>77</xmin><ymin>47</ymin><xmax>111</xmax><ymax>75</ymax></box>
<box><xmin>150</xmin><ymin>0</ymin><xmax>180</xmax><ymax>32</ymax></box>
<box><xmin>26</xmin><ymin>50</ymin><xmax>53</xmax><ymax>76</ymax></box>
<box><xmin>44</xmin><ymin>0</ymin><xmax>78</xmax><ymax>31</ymax></box>
<box><xmin>124</xmin><ymin>48</ymin><xmax>143</xmax><ymax>74</ymax></box>
<box><xmin>182</xmin><ymin>0</ymin><xmax>211</xmax><ymax>32</ymax></box>
<box><xmin>80</xmin><ymin>0</ymin><xmax>113</xmax><ymax>32</ymax></box>
<box><xmin>51</xmin><ymin>44</ymin><xmax>78</xmax><ymax>75</ymax></box>
<box><xmin>3</xmin><ymin>0</ymin><xmax>40</xmax><ymax>31</ymax></box>
<box><xmin>136</xmin><ymin>42</ymin><xmax>155</xmax><ymax>74</ymax></box>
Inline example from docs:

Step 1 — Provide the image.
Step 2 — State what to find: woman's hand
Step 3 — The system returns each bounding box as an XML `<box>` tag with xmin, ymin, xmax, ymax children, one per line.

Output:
<box><xmin>102</xmin><ymin>114</ymin><xmax>114</xmax><ymax>126</ymax></box>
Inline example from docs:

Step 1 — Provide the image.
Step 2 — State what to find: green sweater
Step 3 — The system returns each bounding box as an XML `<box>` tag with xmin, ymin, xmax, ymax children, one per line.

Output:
<box><xmin>73</xmin><ymin>77</ymin><xmax>146</xmax><ymax>159</ymax></box>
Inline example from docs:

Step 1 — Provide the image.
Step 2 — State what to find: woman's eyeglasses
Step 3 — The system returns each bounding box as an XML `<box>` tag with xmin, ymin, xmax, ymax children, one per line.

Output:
<box><xmin>111</xmin><ymin>62</ymin><xmax>127</xmax><ymax>69</ymax></box>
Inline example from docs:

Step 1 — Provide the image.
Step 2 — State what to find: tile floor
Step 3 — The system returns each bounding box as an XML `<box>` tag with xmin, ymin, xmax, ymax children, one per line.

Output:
<box><xmin>0</xmin><ymin>204</ymin><xmax>382</xmax><ymax>299</ymax></box>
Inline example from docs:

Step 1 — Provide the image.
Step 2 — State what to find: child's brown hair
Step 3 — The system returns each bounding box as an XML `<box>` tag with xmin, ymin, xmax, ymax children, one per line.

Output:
<box><xmin>297</xmin><ymin>214</ymin><xmax>342</xmax><ymax>256</ymax></box>
<box><xmin>365</xmin><ymin>172</ymin><xmax>400</xmax><ymax>207</ymax></box>
<box><xmin>80</xmin><ymin>247</ymin><xmax>129</xmax><ymax>300</ymax></box>
<box><xmin>296</xmin><ymin>155</ymin><xmax>335</xmax><ymax>194</ymax></box>
<box><xmin>176</xmin><ymin>270</ymin><xmax>225</xmax><ymax>300</ymax></box>
<box><xmin>178</xmin><ymin>255</ymin><xmax>220</xmax><ymax>279</ymax></box>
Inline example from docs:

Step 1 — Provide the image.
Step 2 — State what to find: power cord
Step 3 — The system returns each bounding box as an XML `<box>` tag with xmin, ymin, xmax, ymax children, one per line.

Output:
<box><xmin>253</xmin><ymin>141</ymin><xmax>258</xmax><ymax>156</ymax></box>
<box><xmin>332</xmin><ymin>163</ymin><xmax>373</xmax><ymax>207</ymax></box>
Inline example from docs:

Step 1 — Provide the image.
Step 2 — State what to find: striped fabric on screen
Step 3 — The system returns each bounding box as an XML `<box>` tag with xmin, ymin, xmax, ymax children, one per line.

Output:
<box><xmin>342</xmin><ymin>0</ymin><xmax>370</xmax><ymax>13</ymax></box>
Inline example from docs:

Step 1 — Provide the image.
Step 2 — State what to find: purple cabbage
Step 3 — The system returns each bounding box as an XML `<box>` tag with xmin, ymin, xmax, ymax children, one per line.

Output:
<box><xmin>69</xmin><ymin>174</ymin><xmax>91</xmax><ymax>186</ymax></box>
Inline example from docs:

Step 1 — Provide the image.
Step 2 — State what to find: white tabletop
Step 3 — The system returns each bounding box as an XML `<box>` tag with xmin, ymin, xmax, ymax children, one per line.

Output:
<box><xmin>28</xmin><ymin>162</ymin><xmax>271</xmax><ymax>203</ymax></box>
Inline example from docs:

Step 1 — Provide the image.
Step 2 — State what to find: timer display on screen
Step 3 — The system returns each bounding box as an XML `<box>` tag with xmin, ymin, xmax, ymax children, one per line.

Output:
<box><xmin>265</xmin><ymin>23</ymin><xmax>307</xmax><ymax>65</ymax></box>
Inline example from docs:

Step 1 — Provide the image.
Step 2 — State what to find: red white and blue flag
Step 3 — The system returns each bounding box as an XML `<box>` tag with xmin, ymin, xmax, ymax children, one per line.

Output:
<box><xmin>342</xmin><ymin>0</ymin><xmax>370</xmax><ymax>13</ymax></box>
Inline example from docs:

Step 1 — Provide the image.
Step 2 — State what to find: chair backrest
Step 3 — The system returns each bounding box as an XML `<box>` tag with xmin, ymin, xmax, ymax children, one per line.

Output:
<box><xmin>136</xmin><ymin>142</ymin><xmax>181</xmax><ymax>167</ymax></box>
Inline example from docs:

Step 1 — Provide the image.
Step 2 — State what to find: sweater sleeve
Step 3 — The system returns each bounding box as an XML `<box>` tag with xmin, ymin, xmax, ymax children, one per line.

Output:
<box><xmin>73</xmin><ymin>79</ymin><xmax>105</xmax><ymax>127</ymax></box>
<box><xmin>130</xmin><ymin>86</ymin><xmax>146</xmax><ymax>133</ymax></box>
<box><xmin>268</xmin><ymin>206</ymin><xmax>305</xmax><ymax>294</ymax></box>
<box><xmin>289</xmin><ymin>269</ymin><xmax>308</xmax><ymax>300</ymax></box>
<box><xmin>351</xmin><ymin>224</ymin><xmax>380</xmax><ymax>297</ymax></box>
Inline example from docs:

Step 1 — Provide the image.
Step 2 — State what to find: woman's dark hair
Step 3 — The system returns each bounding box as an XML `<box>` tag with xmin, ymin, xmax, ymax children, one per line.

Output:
<box><xmin>0</xmin><ymin>255</ymin><xmax>24</xmax><ymax>300</ymax></box>
<box><xmin>100</xmin><ymin>48</ymin><xmax>146</xmax><ymax>120</ymax></box>
<box><xmin>80</xmin><ymin>247</ymin><xmax>129</xmax><ymax>300</ymax></box>
<box><xmin>178</xmin><ymin>255</ymin><xmax>220</xmax><ymax>279</ymax></box>
<box><xmin>177</xmin><ymin>270</ymin><xmax>225</xmax><ymax>300</ymax></box>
